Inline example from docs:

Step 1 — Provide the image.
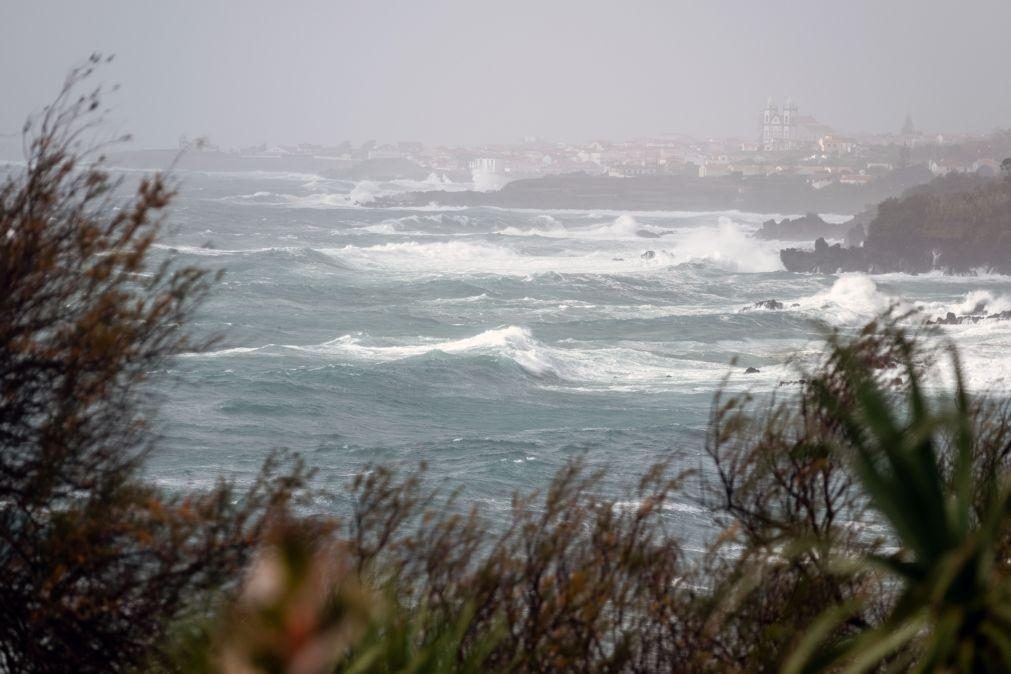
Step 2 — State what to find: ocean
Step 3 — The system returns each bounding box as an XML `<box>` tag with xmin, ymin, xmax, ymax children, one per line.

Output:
<box><xmin>147</xmin><ymin>170</ymin><xmax>1011</xmax><ymax>544</ymax></box>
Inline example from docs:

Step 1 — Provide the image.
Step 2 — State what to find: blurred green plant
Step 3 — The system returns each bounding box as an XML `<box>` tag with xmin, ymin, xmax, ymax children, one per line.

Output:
<box><xmin>783</xmin><ymin>328</ymin><xmax>1011</xmax><ymax>673</ymax></box>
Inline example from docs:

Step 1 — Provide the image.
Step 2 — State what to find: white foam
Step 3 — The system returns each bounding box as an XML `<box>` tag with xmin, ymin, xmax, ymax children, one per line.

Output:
<box><xmin>180</xmin><ymin>345</ymin><xmax>265</xmax><ymax>358</ymax></box>
<box><xmin>948</xmin><ymin>325</ymin><xmax>1011</xmax><ymax>391</ymax></box>
<box><xmin>294</xmin><ymin>327</ymin><xmax>789</xmax><ymax>391</ymax></box>
<box><xmin>308</xmin><ymin>326</ymin><xmax>559</xmax><ymax>376</ymax></box>
<box><xmin>329</xmin><ymin>240</ymin><xmax>647</xmax><ymax>276</ymax></box>
<box><xmin>789</xmin><ymin>274</ymin><xmax>897</xmax><ymax>323</ymax></box>
<box><xmin>951</xmin><ymin>290</ymin><xmax>1011</xmax><ymax>316</ymax></box>
<box><xmin>221</xmin><ymin>175</ymin><xmax>471</xmax><ymax>211</ymax></box>
<box><xmin>355</xmin><ymin>213</ymin><xmax>475</xmax><ymax>236</ymax></box>
<box><xmin>870</xmin><ymin>269</ymin><xmax>1011</xmax><ymax>283</ymax></box>
<box><xmin>348</xmin><ymin>181</ymin><xmax>379</xmax><ymax>205</ymax></box>
<box><xmin>496</xmin><ymin>214</ymin><xmax>568</xmax><ymax>237</ymax></box>
<box><xmin>484</xmin><ymin>206</ymin><xmax>815</xmax><ymax>224</ymax></box>
<box><xmin>330</xmin><ymin>216</ymin><xmax>786</xmax><ymax>276</ymax></box>
<box><xmin>496</xmin><ymin>213</ymin><xmax>670</xmax><ymax>240</ymax></box>
<box><xmin>663</xmin><ymin>217</ymin><xmax>783</xmax><ymax>272</ymax></box>
<box><xmin>186</xmin><ymin>326</ymin><xmax>790</xmax><ymax>392</ymax></box>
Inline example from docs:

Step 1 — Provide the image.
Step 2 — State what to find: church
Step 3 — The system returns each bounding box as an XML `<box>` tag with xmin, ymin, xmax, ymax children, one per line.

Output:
<box><xmin>760</xmin><ymin>98</ymin><xmax>833</xmax><ymax>152</ymax></box>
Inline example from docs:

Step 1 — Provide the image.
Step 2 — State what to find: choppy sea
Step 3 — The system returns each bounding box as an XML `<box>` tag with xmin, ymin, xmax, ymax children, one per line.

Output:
<box><xmin>146</xmin><ymin>170</ymin><xmax>1011</xmax><ymax>544</ymax></box>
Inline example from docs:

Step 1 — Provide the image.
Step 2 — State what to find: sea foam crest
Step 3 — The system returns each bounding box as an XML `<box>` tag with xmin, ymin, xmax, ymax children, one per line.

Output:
<box><xmin>797</xmin><ymin>274</ymin><xmax>896</xmax><ymax>322</ymax></box>
<box><xmin>950</xmin><ymin>289</ymin><xmax>1011</xmax><ymax>316</ymax></box>
<box><xmin>496</xmin><ymin>213</ymin><xmax>666</xmax><ymax>240</ymax></box>
<box><xmin>186</xmin><ymin>325</ymin><xmax>788</xmax><ymax>391</ymax></box>
<box><xmin>309</xmin><ymin>326</ymin><xmax>559</xmax><ymax>376</ymax></box>
<box><xmin>663</xmin><ymin>217</ymin><xmax>783</xmax><ymax>272</ymax></box>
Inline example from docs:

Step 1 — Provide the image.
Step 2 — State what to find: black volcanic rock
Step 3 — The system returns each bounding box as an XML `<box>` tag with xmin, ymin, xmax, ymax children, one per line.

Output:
<box><xmin>755</xmin><ymin>213</ymin><xmax>851</xmax><ymax>241</ymax></box>
<box><xmin>844</xmin><ymin>221</ymin><xmax>866</xmax><ymax>247</ymax></box>
<box><xmin>781</xmin><ymin>238</ymin><xmax>871</xmax><ymax>273</ymax></box>
<box><xmin>780</xmin><ymin>174</ymin><xmax>1011</xmax><ymax>275</ymax></box>
<box><xmin>748</xmin><ymin>299</ymin><xmax>785</xmax><ymax>310</ymax></box>
<box><xmin>927</xmin><ymin>309</ymin><xmax>1011</xmax><ymax>325</ymax></box>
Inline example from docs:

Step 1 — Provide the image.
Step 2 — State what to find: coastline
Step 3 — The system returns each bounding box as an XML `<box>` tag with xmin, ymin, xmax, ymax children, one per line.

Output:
<box><xmin>372</xmin><ymin>167</ymin><xmax>933</xmax><ymax>215</ymax></box>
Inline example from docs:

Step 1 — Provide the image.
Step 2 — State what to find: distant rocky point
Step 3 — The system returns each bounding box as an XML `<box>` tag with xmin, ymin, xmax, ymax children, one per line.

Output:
<box><xmin>781</xmin><ymin>173</ymin><xmax>1011</xmax><ymax>275</ymax></box>
<box><xmin>374</xmin><ymin>166</ymin><xmax>934</xmax><ymax>215</ymax></box>
<box><xmin>754</xmin><ymin>213</ymin><xmax>851</xmax><ymax>241</ymax></box>
<box><xmin>781</xmin><ymin>237</ymin><xmax>871</xmax><ymax>274</ymax></box>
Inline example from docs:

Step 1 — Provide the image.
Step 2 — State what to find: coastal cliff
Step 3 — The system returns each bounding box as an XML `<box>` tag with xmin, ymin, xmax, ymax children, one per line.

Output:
<box><xmin>781</xmin><ymin>173</ymin><xmax>1011</xmax><ymax>274</ymax></box>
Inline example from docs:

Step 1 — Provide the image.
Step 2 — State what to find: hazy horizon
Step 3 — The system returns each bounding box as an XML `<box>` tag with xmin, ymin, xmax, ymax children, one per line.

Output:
<box><xmin>3</xmin><ymin>0</ymin><xmax>1010</xmax><ymax>148</ymax></box>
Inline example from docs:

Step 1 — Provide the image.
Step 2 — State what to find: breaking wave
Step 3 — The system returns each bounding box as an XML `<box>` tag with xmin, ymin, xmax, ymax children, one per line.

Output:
<box><xmin>496</xmin><ymin>214</ymin><xmax>667</xmax><ymax>240</ymax></box>
<box><xmin>642</xmin><ymin>218</ymin><xmax>783</xmax><ymax>272</ymax></box>
<box><xmin>948</xmin><ymin>289</ymin><xmax>1011</xmax><ymax>316</ymax></box>
<box><xmin>154</xmin><ymin>244</ymin><xmax>355</xmax><ymax>270</ymax></box>
<box><xmin>188</xmin><ymin>326</ymin><xmax>787</xmax><ymax>391</ymax></box>
<box><xmin>796</xmin><ymin>274</ymin><xmax>896</xmax><ymax>322</ymax></box>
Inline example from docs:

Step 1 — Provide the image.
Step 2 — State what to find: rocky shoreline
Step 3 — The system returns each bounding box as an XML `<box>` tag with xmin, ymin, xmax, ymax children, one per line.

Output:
<box><xmin>779</xmin><ymin>173</ymin><xmax>1011</xmax><ymax>275</ymax></box>
<box><xmin>754</xmin><ymin>213</ymin><xmax>858</xmax><ymax>241</ymax></box>
<box><xmin>739</xmin><ymin>296</ymin><xmax>1011</xmax><ymax>327</ymax></box>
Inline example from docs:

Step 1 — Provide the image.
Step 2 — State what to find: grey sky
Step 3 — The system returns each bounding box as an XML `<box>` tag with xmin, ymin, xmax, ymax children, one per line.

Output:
<box><xmin>2</xmin><ymin>0</ymin><xmax>1009</xmax><ymax>148</ymax></box>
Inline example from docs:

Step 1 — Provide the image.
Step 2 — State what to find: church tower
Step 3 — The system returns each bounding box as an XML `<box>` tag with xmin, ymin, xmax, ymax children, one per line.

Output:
<box><xmin>901</xmin><ymin>113</ymin><xmax>916</xmax><ymax>136</ymax></box>
<box><xmin>783</xmin><ymin>97</ymin><xmax>797</xmax><ymax>143</ymax></box>
<box><xmin>762</xmin><ymin>98</ymin><xmax>778</xmax><ymax>148</ymax></box>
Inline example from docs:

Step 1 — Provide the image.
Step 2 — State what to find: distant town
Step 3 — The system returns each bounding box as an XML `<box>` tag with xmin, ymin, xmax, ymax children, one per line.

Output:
<box><xmin>141</xmin><ymin>98</ymin><xmax>1010</xmax><ymax>191</ymax></box>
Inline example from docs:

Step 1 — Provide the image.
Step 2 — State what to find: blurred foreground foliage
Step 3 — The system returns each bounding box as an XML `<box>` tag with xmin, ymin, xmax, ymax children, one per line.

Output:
<box><xmin>0</xmin><ymin>57</ymin><xmax>310</xmax><ymax>674</ymax></box>
<box><xmin>6</xmin><ymin>59</ymin><xmax>1011</xmax><ymax>674</ymax></box>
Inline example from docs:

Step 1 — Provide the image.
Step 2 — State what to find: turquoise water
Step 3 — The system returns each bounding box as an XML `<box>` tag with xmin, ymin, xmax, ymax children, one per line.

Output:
<box><xmin>147</xmin><ymin>171</ymin><xmax>1011</xmax><ymax>539</ymax></box>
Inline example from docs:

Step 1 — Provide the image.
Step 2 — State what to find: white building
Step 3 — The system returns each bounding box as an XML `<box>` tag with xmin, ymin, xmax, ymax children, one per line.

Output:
<box><xmin>761</xmin><ymin>97</ymin><xmax>798</xmax><ymax>151</ymax></box>
<box><xmin>761</xmin><ymin>98</ymin><xmax>834</xmax><ymax>152</ymax></box>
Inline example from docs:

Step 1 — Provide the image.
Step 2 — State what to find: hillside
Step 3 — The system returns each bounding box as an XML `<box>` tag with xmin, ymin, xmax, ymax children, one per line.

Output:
<box><xmin>782</xmin><ymin>172</ymin><xmax>1011</xmax><ymax>274</ymax></box>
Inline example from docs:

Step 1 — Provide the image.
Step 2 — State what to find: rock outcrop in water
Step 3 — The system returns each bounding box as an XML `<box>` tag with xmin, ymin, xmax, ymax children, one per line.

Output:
<box><xmin>747</xmin><ymin>299</ymin><xmax>785</xmax><ymax>310</ymax></box>
<box><xmin>928</xmin><ymin>310</ymin><xmax>1011</xmax><ymax>325</ymax></box>
<box><xmin>755</xmin><ymin>213</ymin><xmax>851</xmax><ymax>241</ymax></box>
<box><xmin>780</xmin><ymin>237</ymin><xmax>871</xmax><ymax>273</ymax></box>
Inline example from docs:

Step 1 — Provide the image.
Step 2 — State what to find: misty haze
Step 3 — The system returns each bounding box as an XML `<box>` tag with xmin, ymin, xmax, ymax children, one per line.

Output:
<box><xmin>4</xmin><ymin>2</ymin><xmax>1011</xmax><ymax>672</ymax></box>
